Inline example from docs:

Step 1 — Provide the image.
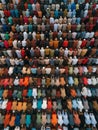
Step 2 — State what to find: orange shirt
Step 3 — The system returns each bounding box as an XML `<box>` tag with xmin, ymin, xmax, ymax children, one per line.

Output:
<box><xmin>36</xmin><ymin>33</ymin><xmax>41</xmax><ymax>40</ymax></box>
<box><xmin>8</xmin><ymin>39</ymin><xmax>13</xmax><ymax>47</ymax></box>
<box><xmin>49</xmin><ymin>40</ymin><xmax>54</xmax><ymax>47</ymax></box>
<box><xmin>53</xmin><ymin>40</ymin><xmax>59</xmax><ymax>49</ymax></box>
<box><xmin>38</xmin><ymin>11</ymin><xmax>42</xmax><ymax>18</ymax></box>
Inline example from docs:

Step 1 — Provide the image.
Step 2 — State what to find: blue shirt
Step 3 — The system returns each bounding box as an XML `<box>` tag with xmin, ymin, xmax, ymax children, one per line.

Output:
<box><xmin>54</xmin><ymin>10</ymin><xmax>59</xmax><ymax>18</ymax></box>
<box><xmin>76</xmin><ymin>17</ymin><xmax>81</xmax><ymax>24</ymax></box>
<box><xmin>15</xmin><ymin>114</ymin><xmax>21</xmax><ymax>126</ymax></box>
<box><xmin>27</xmin><ymin>89</ymin><xmax>32</xmax><ymax>97</ymax></box>
<box><xmin>71</xmin><ymin>2</ymin><xmax>76</xmax><ymax>11</ymax></box>
<box><xmin>37</xmin><ymin>98</ymin><xmax>42</xmax><ymax>110</ymax></box>
<box><xmin>2</xmin><ymin>24</ymin><xmax>8</xmax><ymax>32</ymax></box>
<box><xmin>28</xmin><ymin>24</ymin><xmax>33</xmax><ymax>32</ymax></box>
<box><xmin>10</xmin><ymin>9</ymin><xmax>15</xmax><ymax>17</ymax></box>
<box><xmin>28</xmin><ymin>4</ymin><xmax>32</xmax><ymax>10</ymax></box>
<box><xmin>26</xmin><ymin>115</ymin><xmax>31</xmax><ymax>127</ymax></box>
<box><xmin>15</xmin><ymin>9</ymin><xmax>19</xmax><ymax>18</ymax></box>
<box><xmin>68</xmin><ymin>3</ymin><xmax>71</xmax><ymax>10</ymax></box>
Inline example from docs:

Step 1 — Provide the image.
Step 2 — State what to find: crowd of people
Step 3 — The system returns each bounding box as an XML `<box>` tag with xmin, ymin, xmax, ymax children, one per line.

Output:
<box><xmin>0</xmin><ymin>0</ymin><xmax>98</xmax><ymax>130</ymax></box>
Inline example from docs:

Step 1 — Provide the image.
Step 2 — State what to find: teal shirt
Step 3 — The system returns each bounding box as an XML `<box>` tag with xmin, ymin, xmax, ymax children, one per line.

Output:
<box><xmin>8</xmin><ymin>16</ymin><xmax>13</xmax><ymax>24</ymax></box>
<box><xmin>4</xmin><ymin>33</ymin><xmax>10</xmax><ymax>40</ymax></box>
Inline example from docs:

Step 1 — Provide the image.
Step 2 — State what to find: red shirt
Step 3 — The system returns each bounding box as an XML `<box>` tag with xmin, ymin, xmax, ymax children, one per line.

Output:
<box><xmin>30</xmin><ymin>0</ymin><xmax>34</xmax><ymax>3</ymax></box>
<box><xmin>88</xmin><ymin>10</ymin><xmax>92</xmax><ymax>17</ymax></box>
<box><xmin>24</xmin><ymin>2</ymin><xmax>28</xmax><ymax>10</ymax></box>
<box><xmin>85</xmin><ymin>23</ymin><xmax>89</xmax><ymax>31</ymax></box>
<box><xmin>7</xmin><ymin>10</ymin><xmax>11</xmax><ymax>17</ymax></box>
<box><xmin>93</xmin><ymin>17</ymin><xmax>98</xmax><ymax>24</ymax></box>
<box><xmin>6</xmin><ymin>101</ymin><xmax>12</xmax><ymax>111</ymax></box>
<box><xmin>4</xmin><ymin>10</ymin><xmax>8</xmax><ymax>17</ymax></box>
<box><xmin>71</xmin><ymin>24</ymin><xmax>77</xmax><ymax>32</ymax></box>
<box><xmin>4</xmin><ymin>40</ymin><xmax>9</xmax><ymax>48</ymax></box>
<box><xmin>63</xmin><ymin>40</ymin><xmax>68</xmax><ymax>48</ymax></box>
<box><xmin>81</xmin><ymin>40</ymin><xmax>87</xmax><ymax>48</ymax></box>
<box><xmin>23</xmin><ymin>16</ymin><xmax>29</xmax><ymax>24</ymax></box>
<box><xmin>21</xmin><ymin>49</ymin><xmax>26</xmax><ymax>58</ymax></box>
<box><xmin>47</xmin><ymin>99</ymin><xmax>52</xmax><ymax>110</ymax></box>
<box><xmin>89</xmin><ymin>24</ymin><xmax>94</xmax><ymax>32</ymax></box>
<box><xmin>8</xmin><ymin>90</ymin><xmax>13</xmax><ymax>98</ymax></box>
<box><xmin>22</xmin><ymin>89</ymin><xmax>28</xmax><ymax>97</ymax></box>
<box><xmin>53</xmin><ymin>31</ymin><xmax>58</xmax><ymax>39</ymax></box>
<box><xmin>82</xmin><ymin>57</ymin><xmax>88</xmax><ymax>65</ymax></box>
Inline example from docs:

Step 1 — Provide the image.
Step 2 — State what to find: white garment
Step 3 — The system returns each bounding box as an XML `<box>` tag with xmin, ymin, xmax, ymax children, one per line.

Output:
<box><xmin>42</xmin><ymin>99</ymin><xmax>47</xmax><ymax>109</ymax></box>
<box><xmin>88</xmin><ymin>78</ymin><xmax>92</xmax><ymax>85</ymax></box>
<box><xmin>1</xmin><ymin>18</ymin><xmax>5</xmax><ymax>24</ymax></box>
<box><xmin>8</xmin><ymin>67</ymin><xmax>14</xmax><ymax>75</ymax></box>
<box><xmin>14</xmin><ymin>77</ymin><xmax>19</xmax><ymax>86</ymax></box>
<box><xmin>72</xmin><ymin>57</ymin><xmax>78</xmax><ymax>65</ymax></box>
<box><xmin>50</xmin><ymin>17</ymin><xmax>55</xmax><ymax>23</ymax></box>
<box><xmin>89</xmin><ymin>32</ymin><xmax>94</xmax><ymax>38</ymax></box>
<box><xmin>13</xmin><ymin>40</ymin><xmax>17</xmax><ymax>48</ymax></box>
<box><xmin>40</xmin><ymin>48</ymin><xmax>45</xmax><ymax>57</ymax></box>
<box><xmin>92</xmin><ymin>67</ymin><xmax>97</xmax><ymax>73</ymax></box>
<box><xmin>74</xmin><ymin>67</ymin><xmax>79</xmax><ymax>75</ymax></box>
<box><xmin>77</xmin><ymin>40</ymin><xmax>82</xmax><ymax>48</ymax></box>
<box><xmin>90</xmin><ymin>113</ymin><xmax>97</xmax><ymax>127</ymax></box>
<box><xmin>62</xmin><ymin>111</ymin><xmax>69</xmax><ymax>125</ymax></box>
<box><xmin>77</xmin><ymin>99</ymin><xmax>84</xmax><ymax>112</ymax></box>
<box><xmin>1</xmin><ymin>0</ymin><xmax>6</xmax><ymax>4</ymax></box>
<box><xmin>33</xmin><ymin>16</ymin><xmax>37</xmax><ymax>24</ymax></box>
<box><xmin>91</xmin><ymin>77</ymin><xmax>97</xmax><ymax>85</ymax></box>
<box><xmin>32</xmin><ymin>99</ymin><xmax>37</xmax><ymax>109</ymax></box>
<box><xmin>32</xmin><ymin>88</ymin><xmax>37</xmax><ymax>98</ymax></box>
<box><xmin>32</xmin><ymin>4</ymin><xmax>36</xmax><ymax>11</ymax></box>
<box><xmin>81</xmin><ymin>87</ymin><xmax>88</xmax><ymax>97</ymax></box>
<box><xmin>46</xmin><ymin>68</ymin><xmax>51</xmax><ymax>74</ymax></box>
<box><xmin>14</xmin><ymin>126</ymin><xmax>20</xmax><ymax>130</ymax></box>
<box><xmin>64</xmin><ymin>48</ymin><xmax>69</xmax><ymax>57</ymax></box>
<box><xmin>54</xmin><ymin>23</ymin><xmax>58</xmax><ymax>32</ymax></box>
<box><xmin>32</xmin><ymin>32</ymin><xmax>36</xmax><ymax>40</ymax></box>
<box><xmin>83</xmin><ymin>66</ymin><xmax>88</xmax><ymax>73</ymax></box>
<box><xmin>23</xmin><ymin>31</ymin><xmax>28</xmax><ymax>40</ymax></box>
<box><xmin>85</xmin><ymin>32</ymin><xmax>90</xmax><ymax>39</ymax></box>
<box><xmin>84</xmin><ymin>112</ymin><xmax>91</xmax><ymax>125</ymax></box>
<box><xmin>87</xmin><ymin>88</ymin><xmax>92</xmax><ymax>97</ymax></box>
<box><xmin>1</xmin><ymin>99</ymin><xmax>8</xmax><ymax>109</ymax></box>
<box><xmin>15</xmin><ymin>59</ymin><xmax>20</xmax><ymax>65</ymax></box>
<box><xmin>7</xmin><ymin>50</ymin><xmax>12</xmax><ymax>57</ymax></box>
<box><xmin>0</xmin><ymin>33</ymin><xmax>5</xmax><ymax>40</ymax></box>
<box><xmin>22</xmin><ymin>40</ymin><xmax>26</xmax><ymax>47</ymax></box>
<box><xmin>0</xmin><ymin>11</ymin><xmax>4</xmax><ymax>17</ymax></box>
<box><xmin>15</xmin><ymin>50</ymin><xmax>22</xmax><ymax>58</ymax></box>
<box><xmin>57</xmin><ymin>112</ymin><xmax>63</xmax><ymax>126</ymax></box>
<box><xmin>4</xmin><ymin>127</ymin><xmax>9</xmax><ymax>130</ymax></box>
<box><xmin>20</xmin><ymin>25</ymin><xmax>24</xmax><ymax>32</ymax></box>
<box><xmin>85</xmin><ymin>3</ymin><xmax>89</xmax><ymax>10</ymax></box>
